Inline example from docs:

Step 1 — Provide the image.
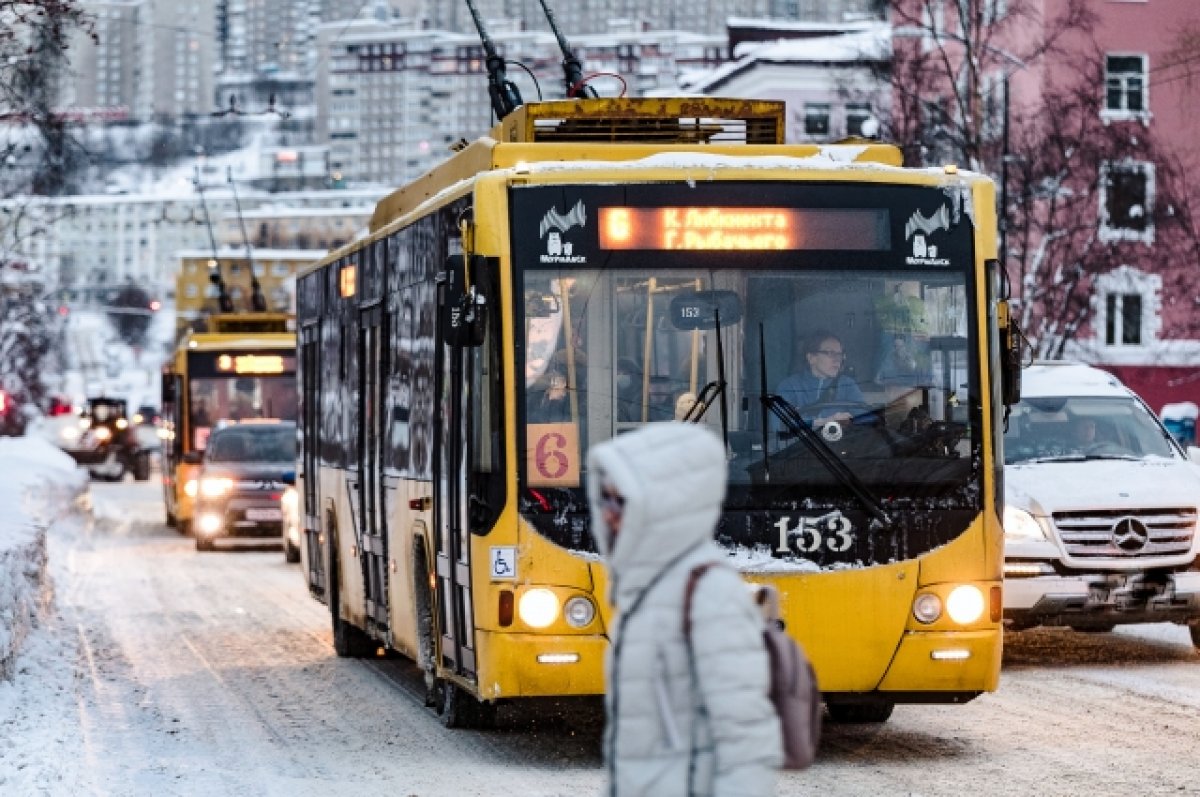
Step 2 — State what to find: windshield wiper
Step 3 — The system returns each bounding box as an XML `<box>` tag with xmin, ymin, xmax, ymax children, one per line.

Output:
<box><xmin>681</xmin><ymin>380</ymin><xmax>725</xmax><ymax>423</ymax></box>
<box><xmin>762</xmin><ymin>394</ymin><xmax>892</xmax><ymax>526</ymax></box>
<box><xmin>1026</xmin><ymin>454</ymin><xmax>1141</xmax><ymax>464</ymax></box>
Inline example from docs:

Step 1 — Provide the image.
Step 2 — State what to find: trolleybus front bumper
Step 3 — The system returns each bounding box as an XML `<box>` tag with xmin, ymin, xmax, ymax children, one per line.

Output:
<box><xmin>473</xmin><ymin>630</ymin><xmax>608</xmax><ymax>699</ymax></box>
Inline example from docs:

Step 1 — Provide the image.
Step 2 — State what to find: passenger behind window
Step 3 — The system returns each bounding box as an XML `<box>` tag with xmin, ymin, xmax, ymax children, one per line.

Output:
<box><xmin>875</xmin><ymin>333</ymin><xmax>932</xmax><ymax>387</ymax></box>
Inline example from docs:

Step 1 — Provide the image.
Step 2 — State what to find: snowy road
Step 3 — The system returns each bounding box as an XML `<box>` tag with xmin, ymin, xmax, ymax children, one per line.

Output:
<box><xmin>3</xmin><ymin>480</ymin><xmax>1200</xmax><ymax>796</ymax></box>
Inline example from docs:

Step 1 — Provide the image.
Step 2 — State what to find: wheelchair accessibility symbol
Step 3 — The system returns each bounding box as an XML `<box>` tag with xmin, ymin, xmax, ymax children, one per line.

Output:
<box><xmin>490</xmin><ymin>546</ymin><xmax>517</xmax><ymax>580</ymax></box>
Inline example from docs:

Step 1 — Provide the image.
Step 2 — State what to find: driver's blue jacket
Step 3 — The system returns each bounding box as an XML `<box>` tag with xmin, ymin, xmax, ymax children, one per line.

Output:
<box><xmin>774</xmin><ymin>371</ymin><xmax>865</xmax><ymax>426</ymax></box>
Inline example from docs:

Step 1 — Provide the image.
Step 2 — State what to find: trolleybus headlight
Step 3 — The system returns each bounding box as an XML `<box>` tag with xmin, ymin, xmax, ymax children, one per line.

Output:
<box><xmin>912</xmin><ymin>593</ymin><xmax>942</xmax><ymax>624</ymax></box>
<box><xmin>184</xmin><ymin>478</ymin><xmax>199</xmax><ymax>498</ymax></box>
<box><xmin>518</xmin><ymin>588</ymin><xmax>559</xmax><ymax>629</ymax></box>
<box><xmin>564</xmin><ymin>596</ymin><xmax>596</xmax><ymax>628</ymax></box>
<box><xmin>946</xmin><ymin>585</ymin><xmax>986</xmax><ymax>625</ymax></box>
<box><xmin>1003</xmin><ymin>506</ymin><xmax>1046</xmax><ymax>542</ymax></box>
<box><xmin>199</xmin><ymin>477</ymin><xmax>234</xmax><ymax>498</ymax></box>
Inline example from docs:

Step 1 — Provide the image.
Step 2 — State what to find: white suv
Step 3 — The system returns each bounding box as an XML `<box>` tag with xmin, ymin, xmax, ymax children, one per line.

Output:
<box><xmin>1002</xmin><ymin>362</ymin><xmax>1200</xmax><ymax>648</ymax></box>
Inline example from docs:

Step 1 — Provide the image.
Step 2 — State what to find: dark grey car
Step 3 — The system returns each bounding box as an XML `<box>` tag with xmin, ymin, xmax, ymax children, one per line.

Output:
<box><xmin>193</xmin><ymin>421</ymin><xmax>296</xmax><ymax>552</ymax></box>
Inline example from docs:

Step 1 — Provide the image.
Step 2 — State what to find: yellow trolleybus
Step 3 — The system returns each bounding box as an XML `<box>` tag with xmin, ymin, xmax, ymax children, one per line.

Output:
<box><xmin>161</xmin><ymin>313</ymin><xmax>298</xmax><ymax>535</ymax></box>
<box><xmin>296</xmin><ymin>97</ymin><xmax>1021</xmax><ymax>726</ymax></box>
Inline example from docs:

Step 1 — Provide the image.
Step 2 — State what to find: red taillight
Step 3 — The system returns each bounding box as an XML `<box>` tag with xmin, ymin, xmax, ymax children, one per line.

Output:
<box><xmin>498</xmin><ymin>590</ymin><xmax>514</xmax><ymax>627</ymax></box>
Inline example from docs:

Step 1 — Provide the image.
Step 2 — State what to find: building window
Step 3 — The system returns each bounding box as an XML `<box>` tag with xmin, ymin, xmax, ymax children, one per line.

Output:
<box><xmin>845</xmin><ymin>103</ymin><xmax>873</xmax><ymax>137</ymax></box>
<box><xmin>803</xmin><ymin>103</ymin><xmax>830</xmax><ymax>137</ymax></box>
<box><xmin>1105</xmin><ymin>54</ymin><xmax>1147</xmax><ymax>115</ymax></box>
<box><xmin>1105</xmin><ymin>293</ymin><xmax>1142</xmax><ymax>346</ymax></box>
<box><xmin>1099</xmin><ymin>161</ymin><xmax>1155</xmax><ymax>244</ymax></box>
<box><xmin>1094</xmin><ymin>265</ymin><xmax>1160</xmax><ymax>352</ymax></box>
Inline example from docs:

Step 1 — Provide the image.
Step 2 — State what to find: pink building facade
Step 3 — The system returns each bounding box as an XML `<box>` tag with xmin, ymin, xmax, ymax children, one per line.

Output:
<box><xmin>1034</xmin><ymin>0</ymin><xmax>1200</xmax><ymax>415</ymax></box>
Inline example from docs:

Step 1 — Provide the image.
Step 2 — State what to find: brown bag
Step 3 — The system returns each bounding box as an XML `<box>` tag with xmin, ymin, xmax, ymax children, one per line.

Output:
<box><xmin>684</xmin><ymin>564</ymin><xmax>822</xmax><ymax>770</ymax></box>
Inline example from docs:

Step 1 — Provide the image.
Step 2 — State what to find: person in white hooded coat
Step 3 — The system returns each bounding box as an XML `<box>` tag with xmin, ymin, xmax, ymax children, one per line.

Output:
<box><xmin>587</xmin><ymin>422</ymin><xmax>782</xmax><ymax>797</ymax></box>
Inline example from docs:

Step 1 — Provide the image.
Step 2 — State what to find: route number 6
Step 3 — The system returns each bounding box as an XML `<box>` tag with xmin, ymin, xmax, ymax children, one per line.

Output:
<box><xmin>525</xmin><ymin>423</ymin><xmax>580</xmax><ymax>487</ymax></box>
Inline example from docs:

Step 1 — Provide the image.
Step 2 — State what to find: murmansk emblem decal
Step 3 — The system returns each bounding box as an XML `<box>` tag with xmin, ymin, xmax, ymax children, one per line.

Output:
<box><xmin>539</xmin><ymin>200</ymin><xmax>588</xmax><ymax>264</ymax></box>
<box><xmin>904</xmin><ymin>205</ymin><xmax>952</xmax><ymax>266</ymax></box>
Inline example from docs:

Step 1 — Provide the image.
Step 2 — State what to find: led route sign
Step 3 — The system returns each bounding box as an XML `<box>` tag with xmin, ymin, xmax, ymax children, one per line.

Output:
<box><xmin>598</xmin><ymin>207</ymin><xmax>890</xmax><ymax>251</ymax></box>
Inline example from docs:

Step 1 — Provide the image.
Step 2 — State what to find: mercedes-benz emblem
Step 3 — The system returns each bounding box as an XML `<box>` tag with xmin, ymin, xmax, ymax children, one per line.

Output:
<box><xmin>1110</xmin><ymin>516</ymin><xmax>1150</xmax><ymax>552</ymax></box>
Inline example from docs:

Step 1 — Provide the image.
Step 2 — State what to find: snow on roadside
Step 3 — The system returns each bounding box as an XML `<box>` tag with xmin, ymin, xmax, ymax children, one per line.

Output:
<box><xmin>0</xmin><ymin>436</ymin><xmax>89</xmax><ymax>678</ymax></box>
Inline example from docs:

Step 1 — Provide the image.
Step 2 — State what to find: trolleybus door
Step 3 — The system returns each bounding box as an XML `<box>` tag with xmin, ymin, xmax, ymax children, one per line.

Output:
<box><xmin>359</xmin><ymin>306</ymin><xmax>390</xmax><ymax>634</ymax></box>
<box><xmin>432</xmin><ymin>280</ymin><xmax>477</xmax><ymax>678</ymax></box>
<box><xmin>300</xmin><ymin>324</ymin><xmax>326</xmax><ymax>595</ymax></box>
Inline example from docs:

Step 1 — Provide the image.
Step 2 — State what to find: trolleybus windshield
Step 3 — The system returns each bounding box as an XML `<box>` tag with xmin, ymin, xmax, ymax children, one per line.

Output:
<box><xmin>187</xmin><ymin>351</ymin><xmax>297</xmax><ymax>450</ymax></box>
<box><xmin>512</xmin><ymin>182</ymin><xmax>983</xmax><ymax>565</ymax></box>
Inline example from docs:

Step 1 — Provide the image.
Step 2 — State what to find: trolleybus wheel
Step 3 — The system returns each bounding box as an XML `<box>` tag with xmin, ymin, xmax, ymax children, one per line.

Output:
<box><xmin>826</xmin><ymin>701</ymin><xmax>894</xmax><ymax>724</ymax></box>
<box><xmin>440</xmin><ymin>681</ymin><xmax>497</xmax><ymax>729</ymax></box>
<box><xmin>195</xmin><ymin>535</ymin><xmax>212</xmax><ymax>552</ymax></box>
<box><xmin>283</xmin><ymin>538</ymin><xmax>300</xmax><ymax>563</ymax></box>
<box><xmin>165</xmin><ymin>509</ymin><xmax>177</xmax><ymax>528</ymax></box>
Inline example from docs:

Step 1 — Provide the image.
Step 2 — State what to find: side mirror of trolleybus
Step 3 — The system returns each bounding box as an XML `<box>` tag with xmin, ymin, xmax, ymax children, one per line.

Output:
<box><xmin>442</xmin><ymin>253</ymin><xmax>490</xmax><ymax>348</ymax></box>
<box><xmin>998</xmin><ymin>300</ymin><xmax>1022</xmax><ymax>407</ymax></box>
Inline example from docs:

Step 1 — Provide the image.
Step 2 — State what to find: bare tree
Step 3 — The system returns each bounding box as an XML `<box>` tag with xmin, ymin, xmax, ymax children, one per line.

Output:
<box><xmin>0</xmin><ymin>0</ymin><xmax>93</xmax><ymax>200</ymax></box>
<box><xmin>884</xmin><ymin>0</ymin><xmax>1195</xmax><ymax>358</ymax></box>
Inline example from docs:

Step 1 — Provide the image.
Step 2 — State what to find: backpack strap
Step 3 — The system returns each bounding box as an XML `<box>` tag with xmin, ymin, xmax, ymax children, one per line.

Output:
<box><xmin>682</xmin><ymin>562</ymin><xmax>721</xmax><ymax>640</ymax></box>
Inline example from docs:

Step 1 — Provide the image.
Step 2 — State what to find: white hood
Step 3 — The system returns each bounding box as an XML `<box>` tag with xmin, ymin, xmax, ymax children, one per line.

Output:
<box><xmin>1007</xmin><ymin>457</ymin><xmax>1200</xmax><ymax>516</ymax></box>
<box><xmin>585</xmin><ymin>422</ymin><xmax>727</xmax><ymax>608</ymax></box>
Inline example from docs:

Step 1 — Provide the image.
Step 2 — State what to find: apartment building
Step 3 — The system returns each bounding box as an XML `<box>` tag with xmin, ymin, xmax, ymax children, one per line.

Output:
<box><xmin>64</xmin><ymin>0</ymin><xmax>216</xmax><ymax>120</ymax></box>
<box><xmin>315</xmin><ymin>18</ymin><xmax>724</xmax><ymax>185</ymax></box>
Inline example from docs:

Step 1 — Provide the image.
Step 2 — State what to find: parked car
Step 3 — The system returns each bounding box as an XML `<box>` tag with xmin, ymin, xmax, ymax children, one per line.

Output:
<box><xmin>1002</xmin><ymin>362</ymin><xmax>1200</xmax><ymax>649</ymax></box>
<box><xmin>62</xmin><ymin>397</ymin><xmax>153</xmax><ymax>481</ymax></box>
<box><xmin>0</xmin><ymin>388</ymin><xmax>31</xmax><ymax>437</ymax></box>
<box><xmin>192</xmin><ymin>420</ymin><xmax>296</xmax><ymax>552</ymax></box>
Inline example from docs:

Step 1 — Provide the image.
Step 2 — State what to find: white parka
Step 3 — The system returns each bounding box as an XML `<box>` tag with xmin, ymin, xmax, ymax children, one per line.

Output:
<box><xmin>587</xmin><ymin>423</ymin><xmax>782</xmax><ymax>797</ymax></box>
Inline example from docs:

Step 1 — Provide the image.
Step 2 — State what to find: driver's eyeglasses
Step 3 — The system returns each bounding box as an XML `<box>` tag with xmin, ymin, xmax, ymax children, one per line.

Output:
<box><xmin>817</xmin><ymin>350</ymin><xmax>846</xmax><ymax>360</ymax></box>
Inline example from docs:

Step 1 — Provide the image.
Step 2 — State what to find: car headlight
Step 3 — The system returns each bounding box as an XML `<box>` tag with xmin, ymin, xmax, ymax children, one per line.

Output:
<box><xmin>946</xmin><ymin>585</ymin><xmax>986</xmax><ymax>625</ymax></box>
<box><xmin>116</xmin><ymin>418</ymin><xmax>128</xmax><ymax>429</ymax></box>
<box><xmin>197</xmin><ymin>513</ymin><xmax>224</xmax><ymax>535</ymax></box>
<box><xmin>93</xmin><ymin>426</ymin><xmax>112</xmax><ymax>442</ymax></box>
<box><xmin>184</xmin><ymin>479</ymin><xmax>198</xmax><ymax>498</ymax></box>
<box><xmin>518</xmin><ymin>588</ymin><xmax>559</xmax><ymax>628</ymax></box>
<box><xmin>1003</xmin><ymin>506</ymin><xmax>1046</xmax><ymax>542</ymax></box>
<box><xmin>199</xmin><ymin>477</ymin><xmax>234</xmax><ymax>498</ymax></box>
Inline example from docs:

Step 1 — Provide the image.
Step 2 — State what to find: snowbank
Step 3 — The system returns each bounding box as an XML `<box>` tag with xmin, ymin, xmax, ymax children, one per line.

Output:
<box><xmin>0</xmin><ymin>435</ymin><xmax>89</xmax><ymax>678</ymax></box>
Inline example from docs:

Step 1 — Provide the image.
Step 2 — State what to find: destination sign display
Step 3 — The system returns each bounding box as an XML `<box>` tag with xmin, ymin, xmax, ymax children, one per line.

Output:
<box><xmin>597</xmin><ymin>207</ymin><xmax>890</xmax><ymax>252</ymax></box>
